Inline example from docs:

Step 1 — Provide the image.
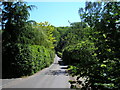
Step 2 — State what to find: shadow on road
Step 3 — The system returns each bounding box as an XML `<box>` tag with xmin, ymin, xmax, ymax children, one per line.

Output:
<box><xmin>58</xmin><ymin>60</ymin><xmax>65</xmax><ymax>65</ymax></box>
<box><xmin>44</xmin><ymin>60</ymin><xmax>68</xmax><ymax>76</ymax></box>
<box><xmin>44</xmin><ymin>70</ymin><xmax>68</xmax><ymax>76</ymax></box>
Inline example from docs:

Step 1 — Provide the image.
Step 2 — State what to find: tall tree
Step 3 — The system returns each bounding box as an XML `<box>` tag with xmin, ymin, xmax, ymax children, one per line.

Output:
<box><xmin>2</xmin><ymin>0</ymin><xmax>35</xmax><ymax>78</ymax></box>
<box><xmin>2</xmin><ymin>1</ymin><xmax>35</xmax><ymax>43</ymax></box>
<box><xmin>78</xmin><ymin>2</ymin><xmax>120</xmax><ymax>89</ymax></box>
<box><xmin>2</xmin><ymin>1</ymin><xmax>34</xmax><ymax>30</ymax></box>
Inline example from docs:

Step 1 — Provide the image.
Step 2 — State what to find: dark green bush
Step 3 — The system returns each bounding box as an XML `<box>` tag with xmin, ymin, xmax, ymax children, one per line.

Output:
<box><xmin>63</xmin><ymin>40</ymin><xmax>95</xmax><ymax>64</ymax></box>
<box><xmin>2</xmin><ymin>43</ymin><xmax>55</xmax><ymax>78</ymax></box>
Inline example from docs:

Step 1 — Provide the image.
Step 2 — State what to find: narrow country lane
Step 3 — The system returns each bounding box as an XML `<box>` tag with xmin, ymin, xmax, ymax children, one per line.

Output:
<box><xmin>2</xmin><ymin>55</ymin><xmax>70</xmax><ymax>88</ymax></box>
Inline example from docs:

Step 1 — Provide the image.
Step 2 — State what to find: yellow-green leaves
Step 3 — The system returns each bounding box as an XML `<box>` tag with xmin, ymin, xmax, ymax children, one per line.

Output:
<box><xmin>103</xmin><ymin>34</ymin><xmax>106</xmax><ymax>38</ymax></box>
<box><xmin>107</xmin><ymin>49</ymin><xmax>111</xmax><ymax>52</ymax></box>
<box><xmin>101</xmin><ymin>64</ymin><xmax>107</xmax><ymax>67</ymax></box>
<box><xmin>33</xmin><ymin>21</ymin><xmax>56</xmax><ymax>49</ymax></box>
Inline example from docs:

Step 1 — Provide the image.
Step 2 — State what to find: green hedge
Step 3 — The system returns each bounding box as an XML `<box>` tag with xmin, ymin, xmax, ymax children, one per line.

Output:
<box><xmin>62</xmin><ymin>40</ymin><xmax>96</xmax><ymax>65</ymax></box>
<box><xmin>2</xmin><ymin>43</ymin><xmax>55</xmax><ymax>78</ymax></box>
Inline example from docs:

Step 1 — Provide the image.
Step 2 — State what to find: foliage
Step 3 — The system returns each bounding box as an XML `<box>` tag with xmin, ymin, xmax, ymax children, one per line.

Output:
<box><xmin>3</xmin><ymin>44</ymin><xmax>55</xmax><ymax>78</ymax></box>
<box><xmin>2</xmin><ymin>1</ymin><xmax>55</xmax><ymax>78</ymax></box>
<box><xmin>59</xmin><ymin>2</ymin><xmax>120</xmax><ymax>89</ymax></box>
<box><xmin>2</xmin><ymin>22</ymin><xmax>55</xmax><ymax>78</ymax></box>
<box><xmin>56</xmin><ymin>22</ymin><xmax>89</xmax><ymax>53</ymax></box>
<box><xmin>33</xmin><ymin>22</ymin><xmax>56</xmax><ymax>49</ymax></box>
<box><xmin>55</xmin><ymin>2</ymin><xmax>120</xmax><ymax>89</ymax></box>
<box><xmin>15</xmin><ymin>21</ymin><xmax>56</xmax><ymax>49</ymax></box>
<box><xmin>2</xmin><ymin>21</ymin><xmax>56</xmax><ymax>78</ymax></box>
<box><xmin>52</xmin><ymin>27</ymin><xmax>61</xmax><ymax>46</ymax></box>
<box><xmin>63</xmin><ymin>40</ymin><xmax>96</xmax><ymax>65</ymax></box>
<box><xmin>78</xmin><ymin>2</ymin><xmax>120</xmax><ymax>89</ymax></box>
<box><xmin>2</xmin><ymin>1</ymin><xmax>35</xmax><ymax>30</ymax></box>
<box><xmin>53</xmin><ymin>26</ymin><xmax>70</xmax><ymax>56</ymax></box>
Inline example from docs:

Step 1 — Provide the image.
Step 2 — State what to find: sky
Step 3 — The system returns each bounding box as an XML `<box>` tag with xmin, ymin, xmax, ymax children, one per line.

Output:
<box><xmin>27</xmin><ymin>2</ymin><xmax>85</xmax><ymax>27</ymax></box>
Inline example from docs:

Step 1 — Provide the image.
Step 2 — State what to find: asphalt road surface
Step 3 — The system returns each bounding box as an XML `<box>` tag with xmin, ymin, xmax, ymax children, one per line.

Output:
<box><xmin>1</xmin><ymin>55</ymin><xmax>70</xmax><ymax>88</ymax></box>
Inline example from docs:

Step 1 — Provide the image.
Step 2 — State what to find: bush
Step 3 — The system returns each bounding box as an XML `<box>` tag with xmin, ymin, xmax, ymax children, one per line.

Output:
<box><xmin>62</xmin><ymin>40</ymin><xmax>96</xmax><ymax>65</ymax></box>
<box><xmin>2</xmin><ymin>43</ymin><xmax>55</xmax><ymax>78</ymax></box>
<box><xmin>62</xmin><ymin>40</ymin><xmax>120</xmax><ymax>89</ymax></box>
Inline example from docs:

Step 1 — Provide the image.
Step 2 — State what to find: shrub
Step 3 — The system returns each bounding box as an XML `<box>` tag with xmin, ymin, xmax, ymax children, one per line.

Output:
<box><xmin>2</xmin><ymin>43</ymin><xmax>55</xmax><ymax>78</ymax></box>
<box><xmin>62</xmin><ymin>40</ymin><xmax>96</xmax><ymax>65</ymax></box>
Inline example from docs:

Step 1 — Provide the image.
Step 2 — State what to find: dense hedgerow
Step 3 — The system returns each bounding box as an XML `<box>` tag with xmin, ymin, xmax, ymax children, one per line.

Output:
<box><xmin>62</xmin><ymin>40</ymin><xmax>96</xmax><ymax>65</ymax></box>
<box><xmin>3</xmin><ymin>43</ymin><xmax>55</xmax><ymax>78</ymax></box>
<box><xmin>2</xmin><ymin>22</ymin><xmax>56</xmax><ymax>78</ymax></box>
